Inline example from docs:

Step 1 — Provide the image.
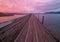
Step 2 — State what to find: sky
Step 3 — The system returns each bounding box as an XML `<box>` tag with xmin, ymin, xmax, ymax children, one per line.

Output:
<box><xmin>0</xmin><ymin>0</ymin><xmax>60</xmax><ymax>13</ymax></box>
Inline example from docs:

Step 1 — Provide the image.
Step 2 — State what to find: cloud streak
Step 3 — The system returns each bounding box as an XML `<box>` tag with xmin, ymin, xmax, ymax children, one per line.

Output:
<box><xmin>0</xmin><ymin>0</ymin><xmax>60</xmax><ymax>13</ymax></box>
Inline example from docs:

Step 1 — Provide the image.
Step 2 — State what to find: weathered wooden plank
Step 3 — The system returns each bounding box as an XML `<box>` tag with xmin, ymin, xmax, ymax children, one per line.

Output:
<box><xmin>15</xmin><ymin>14</ymin><xmax>59</xmax><ymax>42</ymax></box>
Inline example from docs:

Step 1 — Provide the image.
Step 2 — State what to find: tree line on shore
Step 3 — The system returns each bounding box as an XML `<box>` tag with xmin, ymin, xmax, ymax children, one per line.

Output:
<box><xmin>0</xmin><ymin>12</ymin><xmax>14</xmax><ymax>16</ymax></box>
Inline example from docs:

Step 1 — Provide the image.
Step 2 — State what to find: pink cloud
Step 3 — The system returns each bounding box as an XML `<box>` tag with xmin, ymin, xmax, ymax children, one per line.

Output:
<box><xmin>0</xmin><ymin>0</ymin><xmax>32</xmax><ymax>12</ymax></box>
<box><xmin>0</xmin><ymin>0</ymin><xmax>60</xmax><ymax>13</ymax></box>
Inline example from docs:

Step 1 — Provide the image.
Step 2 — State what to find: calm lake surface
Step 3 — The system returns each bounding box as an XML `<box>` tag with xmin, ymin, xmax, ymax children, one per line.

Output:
<box><xmin>0</xmin><ymin>15</ymin><xmax>25</xmax><ymax>28</ymax></box>
<box><xmin>35</xmin><ymin>14</ymin><xmax>60</xmax><ymax>41</ymax></box>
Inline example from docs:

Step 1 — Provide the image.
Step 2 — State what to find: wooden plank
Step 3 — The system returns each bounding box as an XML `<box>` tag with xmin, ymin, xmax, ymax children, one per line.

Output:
<box><xmin>15</xmin><ymin>14</ymin><xmax>58</xmax><ymax>42</ymax></box>
<box><xmin>0</xmin><ymin>14</ymin><xmax>31</xmax><ymax>42</ymax></box>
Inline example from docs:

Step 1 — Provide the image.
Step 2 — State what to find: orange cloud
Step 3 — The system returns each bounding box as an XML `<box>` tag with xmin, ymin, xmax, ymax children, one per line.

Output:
<box><xmin>0</xmin><ymin>0</ymin><xmax>33</xmax><ymax>13</ymax></box>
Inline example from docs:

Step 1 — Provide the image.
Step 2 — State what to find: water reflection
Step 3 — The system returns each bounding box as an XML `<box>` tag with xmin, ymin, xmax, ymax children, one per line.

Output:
<box><xmin>0</xmin><ymin>15</ymin><xmax>25</xmax><ymax>23</ymax></box>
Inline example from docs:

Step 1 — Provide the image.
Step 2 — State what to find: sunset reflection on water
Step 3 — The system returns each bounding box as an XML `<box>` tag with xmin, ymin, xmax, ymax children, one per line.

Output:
<box><xmin>0</xmin><ymin>15</ymin><xmax>25</xmax><ymax>23</ymax></box>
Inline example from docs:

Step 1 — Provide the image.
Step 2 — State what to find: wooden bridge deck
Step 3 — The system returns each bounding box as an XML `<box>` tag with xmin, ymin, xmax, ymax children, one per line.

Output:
<box><xmin>0</xmin><ymin>14</ymin><xmax>59</xmax><ymax>42</ymax></box>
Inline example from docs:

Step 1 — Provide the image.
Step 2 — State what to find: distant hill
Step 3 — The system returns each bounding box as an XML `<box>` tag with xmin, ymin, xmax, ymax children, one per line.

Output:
<box><xmin>0</xmin><ymin>12</ymin><xmax>14</xmax><ymax>16</ymax></box>
<box><xmin>44</xmin><ymin>11</ymin><xmax>60</xmax><ymax>14</ymax></box>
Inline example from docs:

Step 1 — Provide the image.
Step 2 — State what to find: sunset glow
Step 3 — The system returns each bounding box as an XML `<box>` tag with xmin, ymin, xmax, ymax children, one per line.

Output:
<box><xmin>0</xmin><ymin>0</ymin><xmax>60</xmax><ymax>13</ymax></box>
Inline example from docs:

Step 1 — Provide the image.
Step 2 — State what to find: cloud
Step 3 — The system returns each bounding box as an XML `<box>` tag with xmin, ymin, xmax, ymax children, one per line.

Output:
<box><xmin>0</xmin><ymin>0</ymin><xmax>32</xmax><ymax>12</ymax></box>
<box><xmin>30</xmin><ymin>0</ymin><xmax>60</xmax><ymax>12</ymax></box>
<box><xmin>0</xmin><ymin>0</ymin><xmax>60</xmax><ymax>13</ymax></box>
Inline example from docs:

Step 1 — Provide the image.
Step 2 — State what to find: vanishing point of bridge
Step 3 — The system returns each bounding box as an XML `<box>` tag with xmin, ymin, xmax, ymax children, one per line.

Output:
<box><xmin>0</xmin><ymin>14</ymin><xmax>59</xmax><ymax>42</ymax></box>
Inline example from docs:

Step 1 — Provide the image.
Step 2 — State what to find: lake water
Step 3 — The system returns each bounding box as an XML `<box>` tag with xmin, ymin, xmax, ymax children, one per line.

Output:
<box><xmin>0</xmin><ymin>15</ymin><xmax>25</xmax><ymax>23</ymax></box>
<box><xmin>35</xmin><ymin>14</ymin><xmax>60</xmax><ymax>41</ymax></box>
<box><xmin>0</xmin><ymin>15</ymin><xmax>25</xmax><ymax>28</ymax></box>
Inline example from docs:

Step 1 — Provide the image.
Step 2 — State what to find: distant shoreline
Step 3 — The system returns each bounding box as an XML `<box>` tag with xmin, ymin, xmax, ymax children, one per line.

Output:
<box><xmin>0</xmin><ymin>15</ymin><xmax>14</xmax><ymax>17</ymax></box>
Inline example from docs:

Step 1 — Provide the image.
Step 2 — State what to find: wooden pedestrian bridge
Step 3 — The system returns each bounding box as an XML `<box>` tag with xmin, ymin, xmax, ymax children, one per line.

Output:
<box><xmin>0</xmin><ymin>14</ymin><xmax>59</xmax><ymax>42</ymax></box>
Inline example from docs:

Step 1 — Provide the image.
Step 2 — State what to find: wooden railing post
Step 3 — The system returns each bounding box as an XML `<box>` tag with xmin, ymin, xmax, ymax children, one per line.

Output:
<box><xmin>42</xmin><ymin>16</ymin><xmax>44</xmax><ymax>24</ymax></box>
